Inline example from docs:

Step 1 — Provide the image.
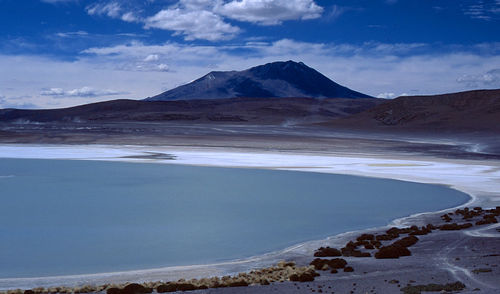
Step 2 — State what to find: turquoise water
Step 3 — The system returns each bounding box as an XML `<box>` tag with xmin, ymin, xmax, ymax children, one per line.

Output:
<box><xmin>0</xmin><ymin>158</ymin><xmax>469</xmax><ymax>278</ymax></box>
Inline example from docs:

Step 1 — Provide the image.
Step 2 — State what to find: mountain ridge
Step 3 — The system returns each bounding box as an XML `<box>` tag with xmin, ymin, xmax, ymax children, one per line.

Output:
<box><xmin>145</xmin><ymin>61</ymin><xmax>372</xmax><ymax>101</ymax></box>
<box><xmin>323</xmin><ymin>89</ymin><xmax>500</xmax><ymax>132</ymax></box>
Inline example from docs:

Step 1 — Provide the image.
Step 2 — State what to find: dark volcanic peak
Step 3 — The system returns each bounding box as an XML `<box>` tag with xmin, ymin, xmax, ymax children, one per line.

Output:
<box><xmin>146</xmin><ymin>61</ymin><xmax>372</xmax><ymax>101</ymax></box>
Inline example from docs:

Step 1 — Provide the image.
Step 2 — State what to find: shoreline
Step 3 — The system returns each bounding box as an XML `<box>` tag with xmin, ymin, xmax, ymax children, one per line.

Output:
<box><xmin>0</xmin><ymin>143</ymin><xmax>499</xmax><ymax>291</ymax></box>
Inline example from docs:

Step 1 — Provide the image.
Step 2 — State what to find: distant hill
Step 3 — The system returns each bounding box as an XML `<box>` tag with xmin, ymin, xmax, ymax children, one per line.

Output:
<box><xmin>145</xmin><ymin>61</ymin><xmax>372</xmax><ymax>101</ymax></box>
<box><xmin>324</xmin><ymin>89</ymin><xmax>500</xmax><ymax>133</ymax></box>
<box><xmin>0</xmin><ymin>97</ymin><xmax>383</xmax><ymax>125</ymax></box>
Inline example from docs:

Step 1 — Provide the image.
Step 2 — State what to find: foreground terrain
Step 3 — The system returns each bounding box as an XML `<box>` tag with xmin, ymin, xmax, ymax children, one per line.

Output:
<box><xmin>0</xmin><ymin>89</ymin><xmax>499</xmax><ymax>293</ymax></box>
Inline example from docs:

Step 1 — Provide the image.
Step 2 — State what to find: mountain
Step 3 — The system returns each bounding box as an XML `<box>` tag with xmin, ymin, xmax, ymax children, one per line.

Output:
<box><xmin>0</xmin><ymin>97</ymin><xmax>382</xmax><ymax>125</ymax></box>
<box><xmin>324</xmin><ymin>89</ymin><xmax>500</xmax><ymax>133</ymax></box>
<box><xmin>145</xmin><ymin>61</ymin><xmax>372</xmax><ymax>101</ymax></box>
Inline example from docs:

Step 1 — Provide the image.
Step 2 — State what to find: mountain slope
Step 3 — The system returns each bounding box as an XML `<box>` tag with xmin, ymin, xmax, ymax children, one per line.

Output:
<box><xmin>324</xmin><ymin>89</ymin><xmax>500</xmax><ymax>132</ymax></box>
<box><xmin>0</xmin><ymin>97</ymin><xmax>383</xmax><ymax>125</ymax></box>
<box><xmin>145</xmin><ymin>61</ymin><xmax>372</xmax><ymax>101</ymax></box>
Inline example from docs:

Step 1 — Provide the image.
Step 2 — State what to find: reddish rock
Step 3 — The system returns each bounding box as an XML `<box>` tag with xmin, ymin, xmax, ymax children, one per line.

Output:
<box><xmin>156</xmin><ymin>283</ymin><xmax>177</xmax><ymax>293</ymax></box>
<box><xmin>228</xmin><ymin>281</ymin><xmax>249</xmax><ymax>287</ymax></box>
<box><xmin>439</xmin><ymin>223</ymin><xmax>473</xmax><ymax>230</ymax></box>
<box><xmin>122</xmin><ymin>283</ymin><xmax>152</xmax><ymax>294</ymax></box>
<box><xmin>328</xmin><ymin>258</ymin><xmax>348</xmax><ymax>269</ymax></box>
<box><xmin>356</xmin><ymin>234</ymin><xmax>375</xmax><ymax>241</ymax></box>
<box><xmin>314</xmin><ymin>246</ymin><xmax>341</xmax><ymax>257</ymax></box>
<box><xmin>393</xmin><ymin>236</ymin><xmax>419</xmax><ymax>248</ymax></box>
<box><xmin>374</xmin><ymin>245</ymin><xmax>411</xmax><ymax>259</ymax></box>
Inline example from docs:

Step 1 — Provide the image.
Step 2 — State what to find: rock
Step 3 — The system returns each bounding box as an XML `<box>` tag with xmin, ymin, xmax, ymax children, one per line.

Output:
<box><xmin>439</xmin><ymin>223</ymin><xmax>473</xmax><ymax>230</ymax></box>
<box><xmin>441</xmin><ymin>214</ymin><xmax>452</xmax><ymax>222</ymax></box>
<box><xmin>23</xmin><ymin>291</ymin><xmax>35</xmax><ymax>294</ymax></box>
<box><xmin>328</xmin><ymin>258</ymin><xmax>348</xmax><ymax>269</ymax></box>
<box><xmin>156</xmin><ymin>283</ymin><xmax>177</xmax><ymax>293</ymax></box>
<box><xmin>289</xmin><ymin>274</ymin><xmax>299</xmax><ymax>282</ymax></box>
<box><xmin>356</xmin><ymin>234</ymin><xmax>375</xmax><ymax>241</ymax></box>
<box><xmin>374</xmin><ymin>245</ymin><xmax>411</xmax><ymax>259</ymax></box>
<box><xmin>314</xmin><ymin>247</ymin><xmax>341</xmax><ymax>257</ymax></box>
<box><xmin>393</xmin><ymin>236</ymin><xmax>419</xmax><ymax>247</ymax></box>
<box><xmin>311</xmin><ymin>258</ymin><xmax>348</xmax><ymax>270</ymax></box>
<box><xmin>122</xmin><ymin>283</ymin><xmax>152</xmax><ymax>294</ymax></box>
<box><xmin>341</xmin><ymin>247</ymin><xmax>371</xmax><ymax>257</ymax></box>
<box><xmin>106</xmin><ymin>288</ymin><xmax>121</xmax><ymax>294</ymax></box>
<box><xmin>425</xmin><ymin>224</ymin><xmax>436</xmax><ymax>230</ymax></box>
<box><xmin>400</xmin><ymin>281</ymin><xmax>465</xmax><ymax>294</ymax></box>
<box><xmin>370</xmin><ymin>240</ymin><xmax>382</xmax><ymax>248</ymax></box>
<box><xmin>176</xmin><ymin>283</ymin><xmax>197</xmax><ymax>291</ymax></box>
<box><xmin>310</xmin><ymin>258</ymin><xmax>329</xmax><ymax>270</ymax></box>
<box><xmin>297</xmin><ymin>272</ymin><xmax>315</xmax><ymax>282</ymax></box>
<box><xmin>476</xmin><ymin>218</ymin><xmax>498</xmax><ymax>225</ymax></box>
<box><xmin>227</xmin><ymin>280</ymin><xmax>248</xmax><ymax>287</ymax></box>
<box><xmin>277</xmin><ymin>261</ymin><xmax>296</xmax><ymax>267</ymax></box>
<box><xmin>330</xmin><ymin>269</ymin><xmax>338</xmax><ymax>274</ymax></box>
<box><xmin>376</xmin><ymin>233</ymin><xmax>399</xmax><ymax>241</ymax></box>
<box><xmin>344</xmin><ymin>266</ymin><xmax>354</xmax><ymax>272</ymax></box>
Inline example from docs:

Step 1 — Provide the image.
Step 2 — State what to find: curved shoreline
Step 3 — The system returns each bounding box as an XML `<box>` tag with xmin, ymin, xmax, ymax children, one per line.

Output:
<box><xmin>0</xmin><ymin>144</ymin><xmax>498</xmax><ymax>290</ymax></box>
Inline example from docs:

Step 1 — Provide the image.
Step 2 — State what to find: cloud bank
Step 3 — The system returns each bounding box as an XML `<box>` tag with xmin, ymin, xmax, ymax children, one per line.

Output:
<box><xmin>86</xmin><ymin>0</ymin><xmax>324</xmax><ymax>41</ymax></box>
<box><xmin>1</xmin><ymin>39</ymin><xmax>499</xmax><ymax>109</ymax></box>
<box><xmin>40</xmin><ymin>86</ymin><xmax>126</xmax><ymax>98</ymax></box>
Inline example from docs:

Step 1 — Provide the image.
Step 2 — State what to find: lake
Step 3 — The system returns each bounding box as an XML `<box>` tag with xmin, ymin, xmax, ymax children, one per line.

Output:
<box><xmin>0</xmin><ymin>158</ymin><xmax>470</xmax><ymax>278</ymax></box>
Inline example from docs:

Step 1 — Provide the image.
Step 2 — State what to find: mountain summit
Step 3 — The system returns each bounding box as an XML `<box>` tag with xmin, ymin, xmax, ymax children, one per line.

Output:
<box><xmin>145</xmin><ymin>61</ymin><xmax>371</xmax><ymax>101</ymax></box>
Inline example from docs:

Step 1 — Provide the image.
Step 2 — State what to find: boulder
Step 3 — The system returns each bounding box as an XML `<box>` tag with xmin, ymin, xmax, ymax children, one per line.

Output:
<box><xmin>106</xmin><ymin>288</ymin><xmax>121</xmax><ymax>294</ymax></box>
<box><xmin>374</xmin><ymin>245</ymin><xmax>411</xmax><ymax>259</ymax></box>
<box><xmin>327</xmin><ymin>258</ymin><xmax>347</xmax><ymax>269</ymax></box>
<box><xmin>156</xmin><ymin>283</ymin><xmax>177</xmax><ymax>293</ymax></box>
<box><xmin>314</xmin><ymin>247</ymin><xmax>341</xmax><ymax>257</ymax></box>
<box><xmin>393</xmin><ymin>236</ymin><xmax>419</xmax><ymax>247</ymax></box>
<box><xmin>356</xmin><ymin>234</ymin><xmax>375</xmax><ymax>241</ymax></box>
<box><xmin>343</xmin><ymin>266</ymin><xmax>354</xmax><ymax>272</ymax></box>
<box><xmin>122</xmin><ymin>283</ymin><xmax>152</xmax><ymax>294</ymax></box>
<box><xmin>439</xmin><ymin>223</ymin><xmax>473</xmax><ymax>230</ymax></box>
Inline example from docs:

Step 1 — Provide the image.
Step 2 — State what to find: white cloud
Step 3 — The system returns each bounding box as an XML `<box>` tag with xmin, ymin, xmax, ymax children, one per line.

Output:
<box><xmin>41</xmin><ymin>86</ymin><xmax>126</xmax><ymax>98</ymax></box>
<box><xmin>157</xmin><ymin>64</ymin><xmax>169</xmax><ymax>71</ymax></box>
<box><xmin>457</xmin><ymin>69</ymin><xmax>500</xmax><ymax>87</ymax></box>
<box><xmin>463</xmin><ymin>1</ymin><xmax>500</xmax><ymax>20</ymax></box>
<box><xmin>121</xmin><ymin>12</ymin><xmax>139</xmax><ymax>23</ymax></box>
<box><xmin>377</xmin><ymin>92</ymin><xmax>396</xmax><ymax>99</ymax></box>
<box><xmin>215</xmin><ymin>0</ymin><xmax>323</xmax><ymax>25</ymax></box>
<box><xmin>145</xmin><ymin>8</ymin><xmax>240</xmax><ymax>41</ymax></box>
<box><xmin>86</xmin><ymin>2</ymin><xmax>122</xmax><ymax>18</ymax></box>
<box><xmin>56</xmin><ymin>31</ymin><xmax>89</xmax><ymax>38</ymax></box>
<box><xmin>0</xmin><ymin>95</ymin><xmax>37</xmax><ymax>109</ymax></box>
<box><xmin>84</xmin><ymin>0</ymin><xmax>323</xmax><ymax>40</ymax></box>
<box><xmin>144</xmin><ymin>54</ymin><xmax>159</xmax><ymax>62</ymax></box>
<box><xmin>86</xmin><ymin>2</ymin><xmax>139</xmax><ymax>23</ymax></box>
<box><xmin>376</xmin><ymin>92</ymin><xmax>410</xmax><ymax>99</ymax></box>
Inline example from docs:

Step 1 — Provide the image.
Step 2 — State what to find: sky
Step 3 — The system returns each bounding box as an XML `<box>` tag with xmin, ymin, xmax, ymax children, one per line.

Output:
<box><xmin>0</xmin><ymin>0</ymin><xmax>499</xmax><ymax>109</ymax></box>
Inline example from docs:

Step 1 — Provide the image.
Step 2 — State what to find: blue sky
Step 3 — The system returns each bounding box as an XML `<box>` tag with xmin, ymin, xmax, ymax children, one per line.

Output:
<box><xmin>0</xmin><ymin>0</ymin><xmax>499</xmax><ymax>108</ymax></box>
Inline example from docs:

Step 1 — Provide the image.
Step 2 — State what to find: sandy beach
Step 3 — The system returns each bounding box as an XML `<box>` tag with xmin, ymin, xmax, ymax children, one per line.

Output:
<box><xmin>0</xmin><ymin>134</ymin><xmax>499</xmax><ymax>293</ymax></box>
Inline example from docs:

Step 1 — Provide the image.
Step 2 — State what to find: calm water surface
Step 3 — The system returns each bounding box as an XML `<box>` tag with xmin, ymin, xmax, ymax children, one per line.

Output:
<box><xmin>0</xmin><ymin>158</ymin><xmax>469</xmax><ymax>278</ymax></box>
